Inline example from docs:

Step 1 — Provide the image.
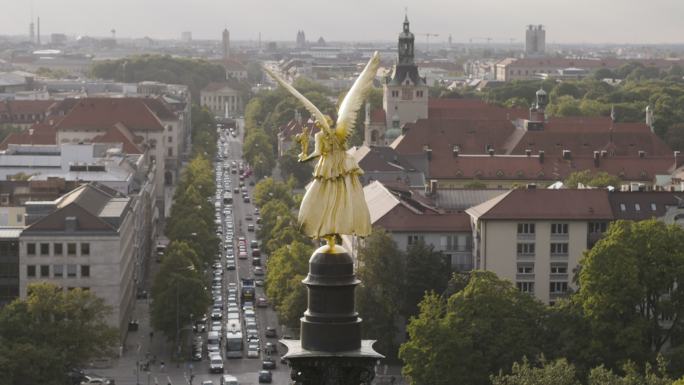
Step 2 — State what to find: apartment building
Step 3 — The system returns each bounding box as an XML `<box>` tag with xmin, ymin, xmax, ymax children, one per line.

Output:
<box><xmin>466</xmin><ymin>189</ymin><xmax>613</xmax><ymax>304</ymax></box>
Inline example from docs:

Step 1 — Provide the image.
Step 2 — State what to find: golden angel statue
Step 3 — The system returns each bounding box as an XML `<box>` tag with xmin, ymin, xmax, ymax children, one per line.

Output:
<box><xmin>263</xmin><ymin>52</ymin><xmax>379</xmax><ymax>246</ymax></box>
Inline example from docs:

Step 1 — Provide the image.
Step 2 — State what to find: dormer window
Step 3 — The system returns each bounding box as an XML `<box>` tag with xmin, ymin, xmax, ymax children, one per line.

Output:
<box><xmin>651</xmin><ymin>203</ymin><xmax>657</xmax><ymax>211</ymax></box>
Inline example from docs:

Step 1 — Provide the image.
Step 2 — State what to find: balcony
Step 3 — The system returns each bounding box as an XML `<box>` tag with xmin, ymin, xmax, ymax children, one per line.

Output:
<box><xmin>516</xmin><ymin>233</ymin><xmax>535</xmax><ymax>241</ymax></box>
<box><xmin>516</xmin><ymin>273</ymin><xmax>535</xmax><ymax>281</ymax></box>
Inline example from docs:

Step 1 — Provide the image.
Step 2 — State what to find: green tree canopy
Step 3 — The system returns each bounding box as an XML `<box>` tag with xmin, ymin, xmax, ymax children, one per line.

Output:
<box><xmin>402</xmin><ymin>240</ymin><xmax>450</xmax><ymax>317</ymax></box>
<box><xmin>400</xmin><ymin>271</ymin><xmax>547</xmax><ymax>385</ymax></box>
<box><xmin>151</xmin><ymin>242</ymin><xmax>210</xmax><ymax>341</ymax></box>
<box><xmin>564</xmin><ymin>169</ymin><xmax>621</xmax><ymax>188</ymax></box>
<box><xmin>264</xmin><ymin>241</ymin><xmax>313</xmax><ymax>329</ymax></box>
<box><xmin>253</xmin><ymin>177</ymin><xmax>295</xmax><ymax>208</ymax></box>
<box><xmin>356</xmin><ymin>228</ymin><xmax>405</xmax><ymax>357</ymax></box>
<box><xmin>0</xmin><ymin>283</ymin><xmax>118</xmax><ymax>385</ymax></box>
<box><xmin>575</xmin><ymin>220</ymin><xmax>684</xmax><ymax>369</ymax></box>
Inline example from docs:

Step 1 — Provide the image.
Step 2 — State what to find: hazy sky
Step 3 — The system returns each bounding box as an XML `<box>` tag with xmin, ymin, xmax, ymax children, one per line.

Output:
<box><xmin>2</xmin><ymin>0</ymin><xmax>683</xmax><ymax>44</ymax></box>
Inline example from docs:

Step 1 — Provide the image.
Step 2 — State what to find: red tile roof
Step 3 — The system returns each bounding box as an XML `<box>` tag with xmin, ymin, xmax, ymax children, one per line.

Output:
<box><xmin>92</xmin><ymin>124</ymin><xmax>143</xmax><ymax>154</ymax></box>
<box><xmin>54</xmin><ymin>98</ymin><xmax>165</xmax><ymax>132</ymax></box>
<box><xmin>370</xmin><ymin>108</ymin><xmax>385</xmax><ymax>124</ymax></box>
<box><xmin>0</xmin><ymin>122</ymin><xmax>57</xmax><ymax>150</ymax></box>
<box><xmin>0</xmin><ymin>100</ymin><xmax>56</xmax><ymax>115</ymax></box>
<box><xmin>427</xmin><ymin>154</ymin><xmax>674</xmax><ymax>182</ymax></box>
<box><xmin>469</xmin><ymin>189</ymin><xmax>614</xmax><ymax>220</ymax></box>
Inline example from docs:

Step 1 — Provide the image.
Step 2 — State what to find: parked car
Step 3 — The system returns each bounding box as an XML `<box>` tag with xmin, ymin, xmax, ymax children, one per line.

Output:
<box><xmin>209</xmin><ymin>354</ymin><xmax>224</xmax><ymax>373</ymax></box>
<box><xmin>262</xmin><ymin>357</ymin><xmax>276</xmax><ymax>369</ymax></box>
<box><xmin>265</xmin><ymin>327</ymin><xmax>277</xmax><ymax>338</ymax></box>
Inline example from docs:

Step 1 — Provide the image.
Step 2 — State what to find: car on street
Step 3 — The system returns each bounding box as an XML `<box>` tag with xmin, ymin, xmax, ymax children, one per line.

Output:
<box><xmin>220</xmin><ymin>375</ymin><xmax>238</xmax><ymax>385</ymax></box>
<box><xmin>209</xmin><ymin>354</ymin><xmax>224</xmax><ymax>373</ymax></box>
<box><xmin>262</xmin><ymin>357</ymin><xmax>276</xmax><ymax>369</ymax></box>
<box><xmin>254</xmin><ymin>266</ymin><xmax>264</xmax><ymax>275</ymax></box>
<box><xmin>211</xmin><ymin>310</ymin><xmax>222</xmax><ymax>320</ymax></box>
<box><xmin>79</xmin><ymin>375</ymin><xmax>114</xmax><ymax>385</ymax></box>
<box><xmin>247</xmin><ymin>343</ymin><xmax>260</xmax><ymax>358</ymax></box>
<box><xmin>202</xmin><ymin>381</ymin><xmax>214</xmax><ymax>385</ymax></box>
<box><xmin>265</xmin><ymin>327</ymin><xmax>277</xmax><ymax>338</ymax></box>
<box><xmin>258</xmin><ymin>370</ymin><xmax>272</xmax><ymax>383</ymax></box>
<box><xmin>255</xmin><ymin>279</ymin><xmax>264</xmax><ymax>287</ymax></box>
<box><xmin>257</xmin><ymin>297</ymin><xmax>268</xmax><ymax>308</ymax></box>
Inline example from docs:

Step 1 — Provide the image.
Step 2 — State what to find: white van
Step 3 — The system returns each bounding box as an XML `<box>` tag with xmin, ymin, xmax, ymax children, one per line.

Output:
<box><xmin>220</xmin><ymin>374</ymin><xmax>239</xmax><ymax>385</ymax></box>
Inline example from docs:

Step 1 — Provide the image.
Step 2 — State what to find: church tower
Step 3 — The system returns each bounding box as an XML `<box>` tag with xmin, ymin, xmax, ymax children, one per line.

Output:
<box><xmin>382</xmin><ymin>15</ymin><xmax>428</xmax><ymax>144</ymax></box>
<box><xmin>222</xmin><ymin>28</ymin><xmax>230</xmax><ymax>61</ymax></box>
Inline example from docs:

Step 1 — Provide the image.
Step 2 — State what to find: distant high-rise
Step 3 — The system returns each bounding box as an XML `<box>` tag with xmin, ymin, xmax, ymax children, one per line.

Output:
<box><xmin>29</xmin><ymin>20</ymin><xmax>35</xmax><ymax>43</ymax></box>
<box><xmin>181</xmin><ymin>31</ymin><xmax>192</xmax><ymax>42</ymax></box>
<box><xmin>525</xmin><ymin>24</ymin><xmax>546</xmax><ymax>56</ymax></box>
<box><xmin>37</xmin><ymin>16</ymin><xmax>41</xmax><ymax>45</ymax></box>
<box><xmin>222</xmin><ymin>28</ymin><xmax>230</xmax><ymax>61</ymax></box>
<box><xmin>525</xmin><ymin>24</ymin><xmax>545</xmax><ymax>57</ymax></box>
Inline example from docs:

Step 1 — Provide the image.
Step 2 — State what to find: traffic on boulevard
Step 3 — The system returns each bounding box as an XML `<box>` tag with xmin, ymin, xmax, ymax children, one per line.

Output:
<box><xmin>188</xmin><ymin>122</ymin><xmax>290</xmax><ymax>385</ymax></box>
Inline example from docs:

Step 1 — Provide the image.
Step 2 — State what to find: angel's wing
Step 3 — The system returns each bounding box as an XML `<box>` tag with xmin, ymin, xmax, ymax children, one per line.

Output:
<box><xmin>262</xmin><ymin>65</ymin><xmax>331</xmax><ymax>133</ymax></box>
<box><xmin>335</xmin><ymin>51</ymin><xmax>381</xmax><ymax>140</ymax></box>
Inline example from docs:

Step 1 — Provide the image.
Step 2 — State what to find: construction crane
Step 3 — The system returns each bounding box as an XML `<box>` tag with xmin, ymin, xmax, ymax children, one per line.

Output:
<box><xmin>418</xmin><ymin>33</ymin><xmax>439</xmax><ymax>53</ymax></box>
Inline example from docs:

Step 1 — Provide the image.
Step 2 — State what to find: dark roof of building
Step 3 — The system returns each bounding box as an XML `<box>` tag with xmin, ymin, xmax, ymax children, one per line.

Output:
<box><xmin>386</xmin><ymin>64</ymin><xmax>425</xmax><ymax>86</ymax></box>
<box><xmin>375</xmin><ymin>204</ymin><xmax>471</xmax><ymax>232</ymax></box>
<box><xmin>24</xmin><ymin>183</ymin><xmax>130</xmax><ymax>233</ymax></box>
<box><xmin>609</xmin><ymin>191</ymin><xmax>684</xmax><ymax>221</ymax></box>
<box><xmin>54</xmin><ymin>98</ymin><xmax>165</xmax><ymax>132</ymax></box>
<box><xmin>140</xmin><ymin>97</ymin><xmax>177</xmax><ymax>121</ymax></box>
<box><xmin>467</xmin><ymin>189</ymin><xmax>614</xmax><ymax>220</ymax></box>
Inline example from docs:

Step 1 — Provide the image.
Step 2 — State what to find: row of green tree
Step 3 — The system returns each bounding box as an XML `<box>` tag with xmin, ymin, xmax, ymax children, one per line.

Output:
<box><xmin>400</xmin><ymin>219</ymin><xmax>684</xmax><ymax>385</ymax></box>
<box><xmin>90</xmin><ymin>54</ymin><xmax>225</xmax><ymax>99</ymax></box>
<box><xmin>150</xmin><ymin>107</ymin><xmax>219</xmax><ymax>343</ymax></box>
<box><xmin>481</xmin><ymin>64</ymin><xmax>684</xmax><ymax>150</ymax></box>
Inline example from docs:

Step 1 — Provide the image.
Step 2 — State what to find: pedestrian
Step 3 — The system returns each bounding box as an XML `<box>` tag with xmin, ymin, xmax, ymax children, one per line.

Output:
<box><xmin>160</xmin><ymin>361</ymin><xmax>165</xmax><ymax>372</ymax></box>
<box><xmin>149</xmin><ymin>331</ymin><xmax>154</xmax><ymax>339</ymax></box>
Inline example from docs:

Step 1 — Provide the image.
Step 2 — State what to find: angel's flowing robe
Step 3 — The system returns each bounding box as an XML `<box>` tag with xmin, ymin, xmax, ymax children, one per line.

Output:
<box><xmin>298</xmin><ymin>131</ymin><xmax>371</xmax><ymax>238</ymax></box>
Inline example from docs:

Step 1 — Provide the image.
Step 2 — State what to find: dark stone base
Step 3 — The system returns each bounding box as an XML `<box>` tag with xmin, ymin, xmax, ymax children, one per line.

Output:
<box><xmin>288</xmin><ymin>356</ymin><xmax>377</xmax><ymax>385</ymax></box>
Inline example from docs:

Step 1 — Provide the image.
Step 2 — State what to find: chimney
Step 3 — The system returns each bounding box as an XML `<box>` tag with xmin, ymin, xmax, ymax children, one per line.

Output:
<box><xmin>675</xmin><ymin>151</ymin><xmax>682</xmax><ymax>167</ymax></box>
<box><xmin>452</xmin><ymin>145</ymin><xmax>459</xmax><ymax>157</ymax></box>
<box><xmin>638</xmin><ymin>150</ymin><xmax>646</xmax><ymax>158</ymax></box>
<box><xmin>593</xmin><ymin>151</ymin><xmax>600</xmax><ymax>167</ymax></box>
<box><xmin>430</xmin><ymin>180</ymin><xmax>438</xmax><ymax>195</ymax></box>
<box><xmin>423</xmin><ymin>146</ymin><xmax>432</xmax><ymax>161</ymax></box>
<box><xmin>527</xmin><ymin>183</ymin><xmax>537</xmax><ymax>190</ymax></box>
<box><xmin>538</xmin><ymin>150</ymin><xmax>544</xmax><ymax>163</ymax></box>
<box><xmin>488</xmin><ymin>148</ymin><xmax>495</xmax><ymax>156</ymax></box>
<box><xmin>525</xmin><ymin>149</ymin><xmax>532</xmax><ymax>156</ymax></box>
<box><xmin>601</xmin><ymin>150</ymin><xmax>608</xmax><ymax>158</ymax></box>
<box><xmin>562</xmin><ymin>150</ymin><xmax>571</xmax><ymax>160</ymax></box>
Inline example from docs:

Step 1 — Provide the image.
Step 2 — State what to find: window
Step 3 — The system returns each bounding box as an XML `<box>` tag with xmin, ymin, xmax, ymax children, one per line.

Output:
<box><xmin>620</xmin><ymin>203</ymin><xmax>626</xmax><ymax>211</ymax></box>
<box><xmin>27</xmin><ymin>243</ymin><xmax>36</xmax><ymax>256</ymax></box>
<box><xmin>27</xmin><ymin>265</ymin><xmax>36</xmax><ymax>278</ymax></box>
<box><xmin>168</xmin><ymin>136</ymin><xmax>172</xmax><ymax>143</ymax></box>
<box><xmin>551</xmin><ymin>223</ymin><xmax>568</xmax><ymax>235</ymax></box>
<box><xmin>550</xmin><ymin>243</ymin><xmax>569</xmax><ymax>256</ymax></box>
<box><xmin>391</xmin><ymin>90</ymin><xmax>399</xmax><ymax>98</ymax></box>
<box><xmin>81</xmin><ymin>265</ymin><xmax>90</xmax><ymax>278</ymax></box>
<box><xmin>40</xmin><ymin>265</ymin><xmax>50</xmax><ymax>278</ymax></box>
<box><xmin>80</xmin><ymin>243</ymin><xmax>90</xmax><ymax>256</ymax></box>
<box><xmin>67</xmin><ymin>264</ymin><xmax>77</xmax><ymax>278</ymax></box>
<box><xmin>54</xmin><ymin>243</ymin><xmax>63</xmax><ymax>255</ymax></box>
<box><xmin>517</xmin><ymin>264</ymin><xmax>534</xmax><ymax>274</ymax></box>
<box><xmin>407</xmin><ymin>234</ymin><xmax>424</xmax><ymax>246</ymax></box>
<box><xmin>550</xmin><ymin>281</ymin><xmax>568</xmax><ymax>293</ymax></box>
<box><xmin>54</xmin><ymin>264</ymin><xmax>64</xmax><ymax>278</ymax></box>
<box><xmin>149</xmin><ymin>139</ymin><xmax>157</xmax><ymax>149</ymax></box>
<box><xmin>517</xmin><ymin>243</ymin><xmax>535</xmax><ymax>256</ymax></box>
<box><xmin>517</xmin><ymin>281</ymin><xmax>534</xmax><ymax>293</ymax></box>
<box><xmin>168</xmin><ymin>148</ymin><xmax>173</xmax><ymax>157</ymax></box>
<box><xmin>67</xmin><ymin>243</ymin><xmax>77</xmax><ymax>256</ymax></box>
<box><xmin>517</xmin><ymin>223</ymin><xmax>535</xmax><ymax>235</ymax></box>
<box><xmin>416</xmin><ymin>90</ymin><xmax>424</xmax><ymax>98</ymax></box>
<box><xmin>167</xmin><ymin>125</ymin><xmax>173</xmax><ymax>132</ymax></box>
<box><xmin>40</xmin><ymin>243</ymin><xmax>50</xmax><ymax>256</ymax></box>
<box><xmin>550</xmin><ymin>263</ymin><xmax>568</xmax><ymax>274</ymax></box>
<box><xmin>635</xmin><ymin>203</ymin><xmax>641</xmax><ymax>211</ymax></box>
<box><xmin>589</xmin><ymin>222</ymin><xmax>607</xmax><ymax>233</ymax></box>
<box><xmin>651</xmin><ymin>203</ymin><xmax>657</xmax><ymax>211</ymax></box>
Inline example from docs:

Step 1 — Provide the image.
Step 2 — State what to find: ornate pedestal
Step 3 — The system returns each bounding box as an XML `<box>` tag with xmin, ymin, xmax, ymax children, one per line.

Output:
<box><xmin>281</xmin><ymin>244</ymin><xmax>383</xmax><ymax>385</ymax></box>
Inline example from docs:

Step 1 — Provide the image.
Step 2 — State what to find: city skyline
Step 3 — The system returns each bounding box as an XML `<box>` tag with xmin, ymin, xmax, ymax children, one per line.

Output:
<box><xmin>2</xmin><ymin>0</ymin><xmax>684</xmax><ymax>45</ymax></box>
